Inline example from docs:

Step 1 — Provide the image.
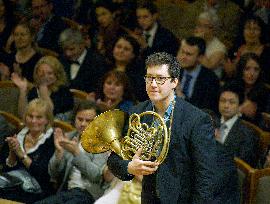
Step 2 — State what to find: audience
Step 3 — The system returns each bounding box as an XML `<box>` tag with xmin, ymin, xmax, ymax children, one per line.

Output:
<box><xmin>34</xmin><ymin>101</ymin><xmax>108</xmax><ymax>204</ymax></box>
<box><xmin>0</xmin><ymin>1</ymin><xmax>269</xmax><ymax>203</ymax></box>
<box><xmin>234</xmin><ymin>53</ymin><xmax>270</xmax><ymax>127</ymax></box>
<box><xmin>94</xmin><ymin>70</ymin><xmax>136</xmax><ymax>113</ymax></box>
<box><xmin>217</xmin><ymin>82</ymin><xmax>259</xmax><ymax>167</ymax></box>
<box><xmin>94</xmin><ymin>1</ymin><xmax>124</xmax><ymax>59</ymax></box>
<box><xmin>134</xmin><ymin>1</ymin><xmax>179</xmax><ymax>58</ymax></box>
<box><xmin>30</xmin><ymin>0</ymin><xmax>68</xmax><ymax>53</ymax></box>
<box><xmin>59</xmin><ymin>28</ymin><xmax>107</xmax><ymax>95</ymax></box>
<box><xmin>5</xmin><ymin>21</ymin><xmax>42</xmax><ymax>82</ymax></box>
<box><xmin>12</xmin><ymin>55</ymin><xmax>74</xmax><ymax>120</ymax></box>
<box><xmin>0</xmin><ymin>98</ymin><xmax>55</xmax><ymax>203</ymax></box>
<box><xmin>194</xmin><ymin>11</ymin><xmax>226</xmax><ymax>79</ymax></box>
<box><xmin>176</xmin><ymin>36</ymin><xmax>220</xmax><ymax>113</ymax></box>
<box><xmin>108</xmin><ymin>34</ymin><xmax>147</xmax><ymax>101</ymax></box>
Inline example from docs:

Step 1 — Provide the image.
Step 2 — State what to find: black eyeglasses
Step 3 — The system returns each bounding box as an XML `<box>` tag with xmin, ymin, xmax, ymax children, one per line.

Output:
<box><xmin>144</xmin><ymin>75</ymin><xmax>172</xmax><ymax>85</ymax></box>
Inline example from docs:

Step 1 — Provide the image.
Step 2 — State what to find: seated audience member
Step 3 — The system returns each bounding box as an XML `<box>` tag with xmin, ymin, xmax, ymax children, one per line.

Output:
<box><xmin>12</xmin><ymin>55</ymin><xmax>74</xmax><ymax>120</ymax></box>
<box><xmin>217</xmin><ymin>82</ymin><xmax>259</xmax><ymax>167</ymax></box>
<box><xmin>134</xmin><ymin>1</ymin><xmax>179</xmax><ymax>58</ymax></box>
<box><xmin>30</xmin><ymin>0</ymin><xmax>68</xmax><ymax>53</ymax></box>
<box><xmin>93</xmin><ymin>70</ymin><xmax>136</xmax><ymax>113</ymax></box>
<box><xmin>176</xmin><ymin>36</ymin><xmax>220</xmax><ymax>113</ymax></box>
<box><xmin>225</xmin><ymin>15</ymin><xmax>270</xmax><ymax>82</ymax></box>
<box><xmin>34</xmin><ymin>101</ymin><xmax>109</xmax><ymax>204</ymax></box>
<box><xmin>0</xmin><ymin>0</ymin><xmax>15</xmax><ymax>52</ymax></box>
<box><xmin>194</xmin><ymin>11</ymin><xmax>226</xmax><ymax>79</ymax></box>
<box><xmin>107</xmin><ymin>34</ymin><xmax>147</xmax><ymax>101</ymax></box>
<box><xmin>94</xmin><ymin>1</ymin><xmax>124</xmax><ymax>59</ymax></box>
<box><xmin>0</xmin><ymin>98</ymin><xmax>55</xmax><ymax>203</ymax></box>
<box><xmin>59</xmin><ymin>28</ymin><xmax>107</xmax><ymax>94</ymax></box>
<box><xmin>234</xmin><ymin>52</ymin><xmax>270</xmax><ymax>127</ymax></box>
<box><xmin>1</xmin><ymin>21</ymin><xmax>42</xmax><ymax>82</ymax></box>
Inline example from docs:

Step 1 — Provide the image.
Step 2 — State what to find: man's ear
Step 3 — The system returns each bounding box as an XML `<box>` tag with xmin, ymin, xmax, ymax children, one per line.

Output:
<box><xmin>172</xmin><ymin>78</ymin><xmax>179</xmax><ymax>89</ymax></box>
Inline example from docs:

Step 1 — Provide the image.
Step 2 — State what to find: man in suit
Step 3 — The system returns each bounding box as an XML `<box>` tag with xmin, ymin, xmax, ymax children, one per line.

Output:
<box><xmin>176</xmin><ymin>36</ymin><xmax>220</xmax><ymax>113</ymax></box>
<box><xmin>217</xmin><ymin>82</ymin><xmax>259</xmax><ymax>167</ymax></box>
<box><xmin>107</xmin><ymin>52</ymin><xmax>238</xmax><ymax>203</ymax></box>
<box><xmin>136</xmin><ymin>2</ymin><xmax>179</xmax><ymax>58</ymax></box>
<box><xmin>30</xmin><ymin>0</ymin><xmax>68</xmax><ymax>53</ymax></box>
<box><xmin>59</xmin><ymin>28</ymin><xmax>107</xmax><ymax>94</ymax></box>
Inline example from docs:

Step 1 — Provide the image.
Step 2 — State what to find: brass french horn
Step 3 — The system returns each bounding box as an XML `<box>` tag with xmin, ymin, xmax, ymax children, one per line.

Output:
<box><xmin>81</xmin><ymin>109</ymin><xmax>169</xmax><ymax>164</ymax></box>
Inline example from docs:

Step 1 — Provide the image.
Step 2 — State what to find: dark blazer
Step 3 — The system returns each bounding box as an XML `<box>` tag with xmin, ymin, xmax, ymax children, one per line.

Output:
<box><xmin>180</xmin><ymin>66</ymin><xmax>220</xmax><ymax>113</ymax></box>
<box><xmin>36</xmin><ymin>15</ymin><xmax>68</xmax><ymax>53</ymax></box>
<box><xmin>108</xmin><ymin>97</ymin><xmax>239</xmax><ymax>203</ymax></box>
<box><xmin>223</xmin><ymin>118</ymin><xmax>259</xmax><ymax>167</ymax></box>
<box><xmin>61</xmin><ymin>49</ymin><xmax>108</xmax><ymax>93</ymax></box>
<box><xmin>143</xmin><ymin>23</ymin><xmax>179</xmax><ymax>58</ymax></box>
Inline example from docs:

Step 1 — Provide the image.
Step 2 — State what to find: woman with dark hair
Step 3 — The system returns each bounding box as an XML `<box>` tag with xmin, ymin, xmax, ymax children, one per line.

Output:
<box><xmin>107</xmin><ymin>34</ymin><xmax>147</xmax><ymax>101</ymax></box>
<box><xmin>234</xmin><ymin>52</ymin><xmax>270</xmax><ymax>126</ymax></box>
<box><xmin>94</xmin><ymin>70</ymin><xmax>136</xmax><ymax>113</ymax></box>
<box><xmin>224</xmin><ymin>15</ymin><xmax>270</xmax><ymax>81</ymax></box>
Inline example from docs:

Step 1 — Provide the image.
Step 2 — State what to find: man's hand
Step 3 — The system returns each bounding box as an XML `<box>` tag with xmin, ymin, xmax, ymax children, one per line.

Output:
<box><xmin>59</xmin><ymin>137</ymin><xmax>80</xmax><ymax>156</ymax></box>
<box><xmin>128</xmin><ymin>148</ymin><xmax>159</xmax><ymax>176</ymax></box>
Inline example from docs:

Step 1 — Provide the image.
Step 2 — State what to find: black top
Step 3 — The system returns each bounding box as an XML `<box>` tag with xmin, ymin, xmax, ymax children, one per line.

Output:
<box><xmin>27</xmin><ymin>86</ymin><xmax>74</xmax><ymax>115</ymax></box>
<box><xmin>10</xmin><ymin>52</ymin><xmax>42</xmax><ymax>83</ymax></box>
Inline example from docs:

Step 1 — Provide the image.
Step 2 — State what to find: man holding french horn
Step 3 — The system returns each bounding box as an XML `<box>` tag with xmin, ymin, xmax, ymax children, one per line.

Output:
<box><xmin>105</xmin><ymin>52</ymin><xmax>239</xmax><ymax>204</ymax></box>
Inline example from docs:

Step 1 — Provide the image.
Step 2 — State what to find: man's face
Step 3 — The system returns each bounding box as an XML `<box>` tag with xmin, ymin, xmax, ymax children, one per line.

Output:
<box><xmin>146</xmin><ymin>64</ymin><xmax>178</xmax><ymax>105</ymax></box>
<box><xmin>32</xmin><ymin>0</ymin><xmax>52</xmax><ymax>22</ymax></box>
<box><xmin>63</xmin><ymin>43</ymin><xmax>84</xmax><ymax>62</ymax></box>
<box><xmin>136</xmin><ymin>8</ymin><xmax>157</xmax><ymax>31</ymax></box>
<box><xmin>75</xmin><ymin>109</ymin><xmax>96</xmax><ymax>134</ymax></box>
<box><xmin>177</xmin><ymin>40</ymin><xmax>200</xmax><ymax>71</ymax></box>
<box><xmin>219</xmin><ymin>91</ymin><xmax>240</xmax><ymax>121</ymax></box>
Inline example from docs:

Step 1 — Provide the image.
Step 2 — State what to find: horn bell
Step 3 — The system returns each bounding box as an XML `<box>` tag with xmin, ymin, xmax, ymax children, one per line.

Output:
<box><xmin>81</xmin><ymin>109</ymin><xmax>126</xmax><ymax>157</ymax></box>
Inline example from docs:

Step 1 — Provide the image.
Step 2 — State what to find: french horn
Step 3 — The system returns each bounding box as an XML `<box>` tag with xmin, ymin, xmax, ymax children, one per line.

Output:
<box><xmin>81</xmin><ymin>109</ymin><xmax>169</xmax><ymax>164</ymax></box>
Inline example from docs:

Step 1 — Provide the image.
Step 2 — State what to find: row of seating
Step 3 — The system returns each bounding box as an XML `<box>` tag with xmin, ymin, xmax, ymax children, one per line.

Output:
<box><xmin>0</xmin><ymin>111</ymin><xmax>75</xmax><ymax>133</ymax></box>
<box><xmin>236</xmin><ymin>158</ymin><xmax>270</xmax><ymax>204</ymax></box>
<box><xmin>0</xmin><ymin>80</ymin><xmax>89</xmax><ymax>117</ymax></box>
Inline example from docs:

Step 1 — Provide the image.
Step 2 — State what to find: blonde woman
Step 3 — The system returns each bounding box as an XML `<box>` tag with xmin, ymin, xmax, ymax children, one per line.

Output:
<box><xmin>12</xmin><ymin>55</ymin><xmax>74</xmax><ymax>119</ymax></box>
<box><xmin>0</xmin><ymin>98</ymin><xmax>55</xmax><ymax>203</ymax></box>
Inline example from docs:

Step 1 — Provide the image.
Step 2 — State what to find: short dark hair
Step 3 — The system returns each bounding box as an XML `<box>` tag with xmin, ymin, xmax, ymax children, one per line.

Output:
<box><xmin>145</xmin><ymin>52</ymin><xmax>181</xmax><ymax>79</ymax></box>
<box><xmin>183</xmin><ymin>36</ymin><xmax>206</xmax><ymax>55</ymax></box>
<box><xmin>72</xmin><ymin>101</ymin><xmax>100</xmax><ymax>125</ymax></box>
<box><xmin>137</xmin><ymin>1</ymin><xmax>158</xmax><ymax>14</ymax></box>
<box><xmin>219</xmin><ymin>81</ymin><xmax>245</xmax><ymax>105</ymax></box>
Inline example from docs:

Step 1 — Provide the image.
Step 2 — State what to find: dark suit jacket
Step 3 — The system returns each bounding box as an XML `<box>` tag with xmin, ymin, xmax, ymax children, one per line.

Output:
<box><xmin>36</xmin><ymin>15</ymin><xmax>68</xmax><ymax>53</ymax></box>
<box><xmin>143</xmin><ymin>23</ymin><xmax>179</xmax><ymax>58</ymax></box>
<box><xmin>108</xmin><ymin>97</ymin><xmax>239</xmax><ymax>203</ymax></box>
<box><xmin>223</xmin><ymin>118</ymin><xmax>259</xmax><ymax>167</ymax></box>
<box><xmin>180</xmin><ymin>66</ymin><xmax>220</xmax><ymax>113</ymax></box>
<box><xmin>61</xmin><ymin>49</ymin><xmax>107</xmax><ymax>93</ymax></box>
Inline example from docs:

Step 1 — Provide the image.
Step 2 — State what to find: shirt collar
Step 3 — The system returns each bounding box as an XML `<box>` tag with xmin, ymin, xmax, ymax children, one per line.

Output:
<box><xmin>143</xmin><ymin>22</ymin><xmax>158</xmax><ymax>38</ymax></box>
<box><xmin>221</xmin><ymin>114</ymin><xmax>239</xmax><ymax>131</ymax></box>
<box><xmin>184</xmin><ymin>64</ymin><xmax>201</xmax><ymax>78</ymax></box>
<box><xmin>77</xmin><ymin>49</ymin><xmax>87</xmax><ymax>65</ymax></box>
<box><xmin>152</xmin><ymin>95</ymin><xmax>176</xmax><ymax>123</ymax></box>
